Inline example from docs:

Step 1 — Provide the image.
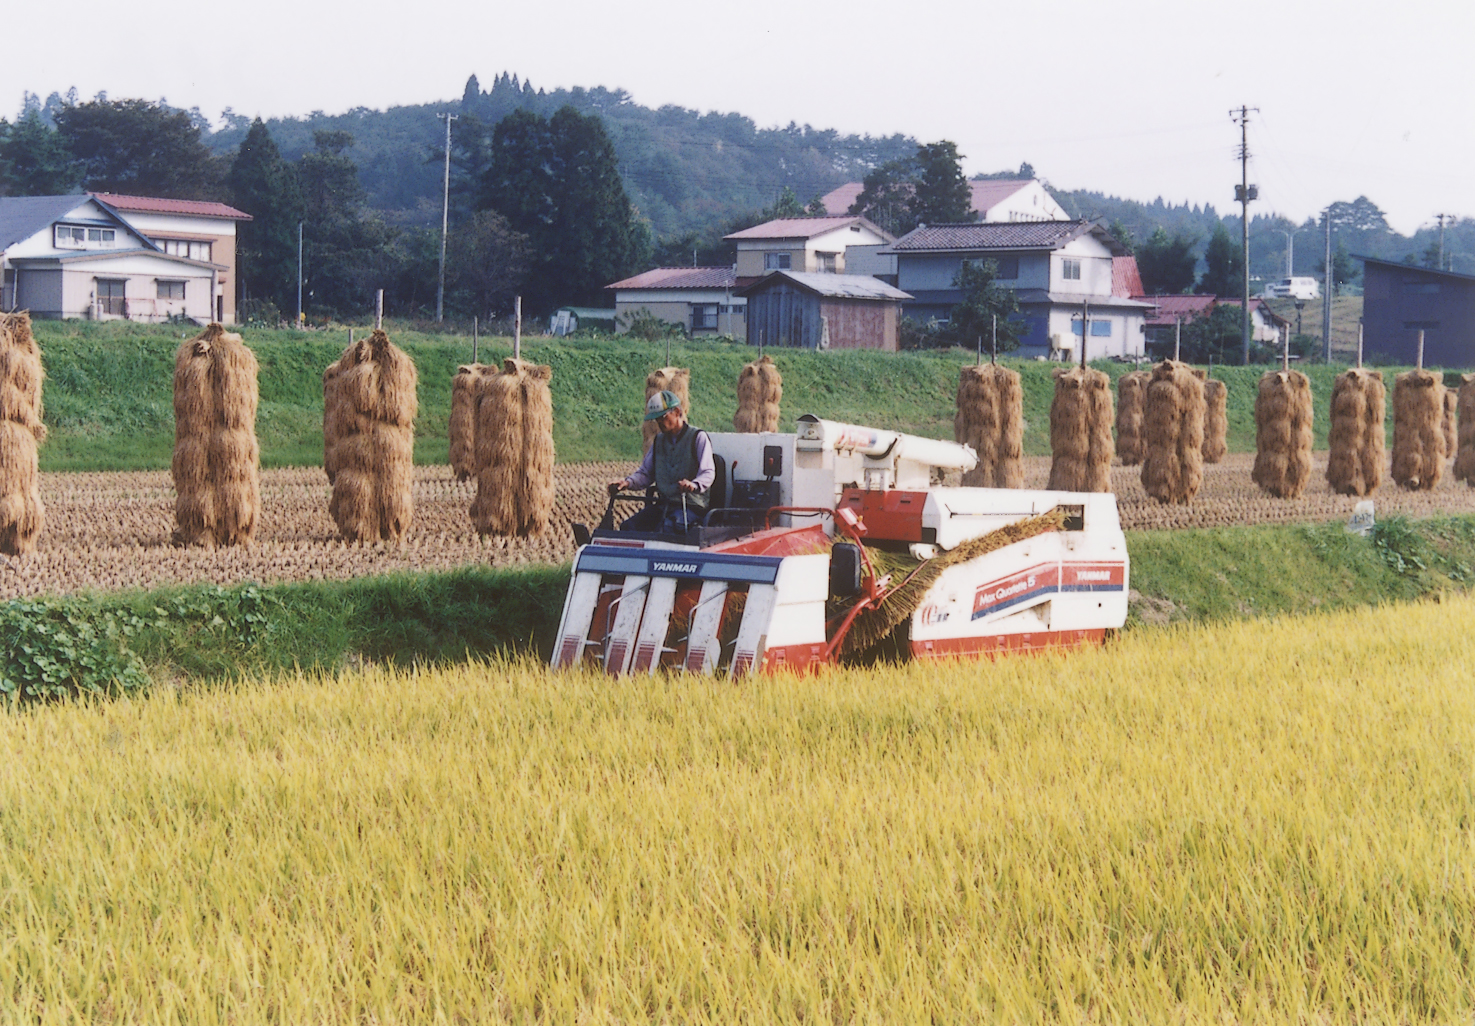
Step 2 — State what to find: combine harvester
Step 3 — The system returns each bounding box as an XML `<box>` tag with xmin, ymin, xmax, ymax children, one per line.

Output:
<box><xmin>555</xmin><ymin>415</ymin><xmax>1128</xmax><ymax>675</ymax></box>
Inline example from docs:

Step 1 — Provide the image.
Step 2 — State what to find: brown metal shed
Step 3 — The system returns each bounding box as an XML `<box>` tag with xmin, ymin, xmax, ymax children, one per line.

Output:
<box><xmin>736</xmin><ymin>270</ymin><xmax>912</xmax><ymax>351</ymax></box>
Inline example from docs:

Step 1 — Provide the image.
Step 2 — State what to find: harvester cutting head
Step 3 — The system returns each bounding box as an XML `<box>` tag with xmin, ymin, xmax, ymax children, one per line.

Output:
<box><xmin>554</xmin><ymin>415</ymin><xmax>1129</xmax><ymax>676</ymax></box>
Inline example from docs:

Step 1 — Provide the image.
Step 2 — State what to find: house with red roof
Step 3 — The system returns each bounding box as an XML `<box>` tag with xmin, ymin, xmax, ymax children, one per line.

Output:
<box><xmin>0</xmin><ymin>193</ymin><xmax>249</xmax><ymax>323</ymax></box>
<box><xmin>606</xmin><ymin>266</ymin><xmax>745</xmax><ymax>337</ymax></box>
<box><xmin>1132</xmin><ymin>292</ymin><xmax>1289</xmax><ymax>354</ymax></box>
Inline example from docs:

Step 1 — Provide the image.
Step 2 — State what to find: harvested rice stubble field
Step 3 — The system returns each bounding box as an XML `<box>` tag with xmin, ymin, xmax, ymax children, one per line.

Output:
<box><xmin>8</xmin><ymin>455</ymin><xmax>1475</xmax><ymax>597</ymax></box>
<box><xmin>1</xmin><ymin>597</ymin><xmax>1471</xmax><ymax>1023</ymax></box>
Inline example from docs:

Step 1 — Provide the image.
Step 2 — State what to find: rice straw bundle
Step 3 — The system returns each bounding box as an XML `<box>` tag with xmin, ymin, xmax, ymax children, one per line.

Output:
<box><xmin>1443</xmin><ymin>388</ymin><xmax>1458</xmax><ymax>460</ymax></box>
<box><xmin>449</xmin><ymin>363</ymin><xmax>488</xmax><ymax>481</ymax></box>
<box><xmin>321</xmin><ymin>361</ymin><xmax>345</xmax><ymax>485</ymax></box>
<box><xmin>1250</xmin><ymin>370</ymin><xmax>1314</xmax><ymax>499</ymax></box>
<box><xmin>1391</xmin><ymin>369</ymin><xmax>1446</xmax><ymax>491</ymax></box>
<box><xmin>1325</xmin><ymin>368</ymin><xmax>1385</xmax><ymax>497</ymax></box>
<box><xmin>1114</xmin><ymin>371</ymin><xmax>1149</xmax><ymax>466</ymax></box>
<box><xmin>1199</xmin><ymin>380</ymin><xmax>1226</xmax><ymax>463</ymax></box>
<box><xmin>643</xmin><ymin>366</ymin><xmax>690</xmax><ymax>452</ymax></box>
<box><xmin>1454</xmin><ymin>375</ymin><xmax>1475</xmax><ymax>487</ymax></box>
<box><xmin>954</xmin><ymin>364</ymin><xmax>1023</xmax><ymax>488</ymax></box>
<box><xmin>327</xmin><ymin>329</ymin><xmax>418</xmax><ymax>542</ymax></box>
<box><xmin>0</xmin><ymin>312</ymin><xmax>45</xmax><ymax>555</ymax></box>
<box><xmin>1047</xmin><ymin>366</ymin><xmax>1114</xmax><ymax>493</ymax></box>
<box><xmin>1140</xmin><ymin>360</ymin><xmax>1206</xmax><ymax>504</ymax></box>
<box><xmin>171</xmin><ymin>323</ymin><xmax>260</xmax><ymax>548</ymax></box>
<box><xmin>733</xmin><ymin>355</ymin><xmax>782</xmax><ymax>433</ymax></box>
<box><xmin>471</xmin><ymin>358</ymin><xmax>556</xmax><ymax>537</ymax></box>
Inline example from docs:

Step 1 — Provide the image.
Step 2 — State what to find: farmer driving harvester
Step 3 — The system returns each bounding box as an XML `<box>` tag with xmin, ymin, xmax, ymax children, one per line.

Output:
<box><xmin>607</xmin><ymin>389</ymin><xmax>714</xmax><ymax>534</ymax></box>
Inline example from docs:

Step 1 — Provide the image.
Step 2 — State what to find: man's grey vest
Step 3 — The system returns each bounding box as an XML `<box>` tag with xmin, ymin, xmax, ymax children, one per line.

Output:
<box><xmin>653</xmin><ymin>425</ymin><xmax>709</xmax><ymax>509</ymax></box>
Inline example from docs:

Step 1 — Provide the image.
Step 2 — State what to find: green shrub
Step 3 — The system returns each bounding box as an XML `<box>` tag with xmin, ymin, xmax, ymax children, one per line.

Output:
<box><xmin>0</xmin><ymin>600</ymin><xmax>151</xmax><ymax>702</ymax></box>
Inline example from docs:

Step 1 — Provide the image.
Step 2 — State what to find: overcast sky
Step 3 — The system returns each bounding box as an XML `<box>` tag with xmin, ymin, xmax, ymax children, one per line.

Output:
<box><xmin>6</xmin><ymin>0</ymin><xmax>1468</xmax><ymax>235</ymax></box>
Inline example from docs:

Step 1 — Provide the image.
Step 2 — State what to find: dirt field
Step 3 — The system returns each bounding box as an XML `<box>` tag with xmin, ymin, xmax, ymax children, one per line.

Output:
<box><xmin>3</xmin><ymin>455</ymin><xmax>1473</xmax><ymax>599</ymax></box>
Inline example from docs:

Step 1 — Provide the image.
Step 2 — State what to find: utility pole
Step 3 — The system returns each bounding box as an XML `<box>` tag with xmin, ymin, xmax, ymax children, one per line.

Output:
<box><xmin>1231</xmin><ymin>105</ymin><xmax>1258</xmax><ymax>365</ymax></box>
<box><xmin>435</xmin><ymin>112</ymin><xmax>457</xmax><ymax>323</ymax></box>
<box><xmin>296</xmin><ymin>220</ymin><xmax>303</xmax><ymax>330</ymax></box>
<box><xmin>1437</xmin><ymin>213</ymin><xmax>1450</xmax><ymax>270</ymax></box>
<box><xmin>1278</xmin><ymin>228</ymin><xmax>1302</xmax><ymax>278</ymax></box>
<box><xmin>1322</xmin><ymin>207</ymin><xmax>1333</xmax><ymax>362</ymax></box>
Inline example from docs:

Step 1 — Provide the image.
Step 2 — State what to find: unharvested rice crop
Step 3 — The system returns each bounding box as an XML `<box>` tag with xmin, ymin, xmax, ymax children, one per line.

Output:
<box><xmin>733</xmin><ymin>354</ymin><xmax>782</xmax><ymax>433</ymax></box>
<box><xmin>1326</xmin><ymin>368</ymin><xmax>1386</xmax><ymax>497</ymax></box>
<box><xmin>643</xmin><ymin>365</ymin><xmax>689</xmax><ymax>451</ymax></box>
<box><xmin>1113</xmin><ymin>370</ymin><xmax>1149</xmax><ymax>466</ymax></box>
<box><xmin>1392</xmin><ymin>368</ymin><xmax>1445</xmax><ymax>491</ymax></box>
<box><xmin>1455</xmin><ymin>374</ymin><xmax>1475</xmax><ymax>486</ymax></box>
<box><xmin>1047</xmin><ymin>365</ymin><xmax>1113</xmax><ymax>492</ymax></box>
<box><xmin>171</xmin><ymin>324</ymin><xmax>260</xmax><ymax>548</ymax></box>
<box><xmin>0</xmin><ymin>311</ymin><xmax>44</xmax><ymax>555</ymax></box>
<box><xmin>1139</xmin><ymin>360</ymin><xmax>1205</xmax><ymax>504</ymax></box>
<box><xmin>0</xmin><ymin>597</ymin><xmax>1471</xmax><ymax>1023</ymax></box>
<box><xmin>327</xmin><ymin>330</ymin><xmax>417</xmax><ymax>542</ymax></box>
<box><xmin>470</xmin><ymin>358</ymin><xmax>555</xmax><ymax>538</ymax></box>
<box><xmin>955</xmin><ymin>363</ymin><xmax>1023</xmax><ymax>487</ymax></box>
<box><xmin>1201</xmin><ymin>378</ymin><xmax>1227</xmax><ymax>463</ymax></box>
<box><xmin>447</xmin><ymin>363</ymin><xmax>487</xmax><ymax>481</ymax></box>
<box><xmin>1251</xmin><ymin>369</ymin><xmax>1314</xmax><ymax>498</ymax></box>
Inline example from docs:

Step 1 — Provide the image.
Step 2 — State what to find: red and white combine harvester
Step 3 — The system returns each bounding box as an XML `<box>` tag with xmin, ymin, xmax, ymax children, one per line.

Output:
<box><xmin>555</xmin><ymin>415</ymin><xmax>1129</xmax><ymax>676</ymax></box>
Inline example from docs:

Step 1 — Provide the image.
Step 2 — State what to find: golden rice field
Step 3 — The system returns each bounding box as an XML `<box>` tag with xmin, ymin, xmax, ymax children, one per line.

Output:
<box><xmin>3</xmin><ymin>453</ymin><xmax>1475</xmax><ymax>598</ymax></box>
<box><xmin>1</xmin><ymin>597</ymin><xmax>1472</xmax><ymax>1023</ymax></box>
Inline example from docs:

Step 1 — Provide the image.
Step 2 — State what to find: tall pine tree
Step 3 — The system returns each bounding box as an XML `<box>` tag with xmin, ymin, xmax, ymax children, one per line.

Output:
<box><xmin>0</xmin><ymin>110</ymin><xmax>79</xmax><ymax>195</ymax></box>
<box><xmin>228</xmin><ymin>119</ymin><xmax>304</xmax><ymax>317</ymax></box>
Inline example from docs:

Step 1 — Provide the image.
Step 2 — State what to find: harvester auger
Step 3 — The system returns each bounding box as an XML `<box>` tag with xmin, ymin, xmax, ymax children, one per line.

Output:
<box><xmin>554</xmin><ymin>415</ymin><xmax>1129</xmax><ymax>676</ymax></box>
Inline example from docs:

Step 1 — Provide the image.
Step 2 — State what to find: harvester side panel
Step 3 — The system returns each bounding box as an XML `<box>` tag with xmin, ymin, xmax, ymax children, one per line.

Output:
<box><xmin>553</xmin><ymin>570</ymin><xmax>604</xmax><ymax>668</ymax></box>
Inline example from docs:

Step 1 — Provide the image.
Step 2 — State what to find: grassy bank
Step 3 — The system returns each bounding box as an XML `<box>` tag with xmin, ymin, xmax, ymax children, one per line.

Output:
<box><xmin>3</xmin><ymin>514</ymin><xmax>1471</xmax><ymax>695</ymax></box>
<box><xmin>30</xmin><ymin>319</ymin><xmax>1458</xmax><ymax>472</ymax></box>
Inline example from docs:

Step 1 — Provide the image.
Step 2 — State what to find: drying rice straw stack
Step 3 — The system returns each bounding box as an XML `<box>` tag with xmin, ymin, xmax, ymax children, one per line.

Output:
<box><xmin>471</xmin><ymin>358</ymin><xmax>555</xmax><ymax>537</ymax></box>
<box><xmin>322</xmin><ymin>360</ymin><xmax>346</xmax><ymax>485</ymax></box>
<box><xmin>171</xmin><ymin>323</ymin><xmax>260</xmax><ymax>548</ymax></box>
<box><xmin>733</xmin><ymin>355</ymin><xmax>782</xmax><ymax>433</ymax></box>
<box><xmin>1325</xmin><ymin>368</ymin><xmax>1386</xmax><ymax>496</ymax></box>
<box><xmin>1114</xmin><ymin>370</ymin><xmax>1149</xmax><ymax>466</ymax></box>
<box><xmin>1443</xmin><ymin>389</ymin><xmax>1458</xmax><ymax>460</ymax></box>
<box><xmin>1250</xmin><ymin>369</ymin><xmax>1314</xmax><ymax>498</ymax></box>
<box><xmin>0</xmin><ymin>312</ymin><xmax>45</xmax><ymax>555</ymax></box>
<box><xmin>1201</xmin><ymin>379</ymin><xmax>1228</xmax><ymax>463</ymax></box>
<box><xmin>643</xmin><ymin>366</ymin><xmax>690</xmax><ymax>451</ymax></box>
<box><xmin>1139</xmin><ymin>360</ymin><xmax>1206</xmax><ymax>504</ymax></box>
<box><xmin>1454</xmin><ymin>375</ymin><xmax>1475</xmax><ymax>486</ymax></box>
<box><xmin>1391</xmin><ymin>368</ymin><xmax>1446</xmax><ymax>491</ymax></box>
<box><xmin>449</xmin><ymin>363</ymin><xmax>487</xmax><ymax>481</ymax></box>
<box><xmin>954</xmin><ymin>364</ymin><xmax>1023</xmax><ymax>488</ymax></box>
<box><xmin>1046</xmin><ymin>366</ymin><xmax>1114</xmax><ymax>492</ymax></box>
<box><xmin>328</xmin><ymin>329</ymin><xmax>418</xmax><ymax>542</ymax></box>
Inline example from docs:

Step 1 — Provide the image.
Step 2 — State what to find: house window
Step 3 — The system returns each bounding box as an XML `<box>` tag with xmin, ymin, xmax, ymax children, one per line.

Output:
<box><xmin>1062</xmin><ymin>258</ymin><xmax>1081</xmax><ymax>280</ymax></box>
<box><xmin>157</xmin><ymin>238</ymin><xmax>213</xmax><ymax>262</ymax></box>
<box><xmin>1404</xmin><ymin>280</ymin><xmax>1440</xmax><ymax>295</ymax></box>
<box><xmin>96</xmin><ymin>279</ymin><xmax>126</xmax><ymax>316</ymax></box>
<box><xmin>993</xmin><ymin>256</ymin><xmax>1019</xmax><ymax>280</ymax></box>
<box><xmin>55</xmin><ymin>225</ymin><xmax>115</xmax><ymax>249</ymax></box>
<box><xmin>815</xmin><ymin>251</ymin><xmax>837</xmax><ymax>273</ymax></box>
<box><xmin>691</xmin><ymin>304</ymin><xmax>718</xmax><ymax>331</ymax></box>
<box><xmin>1091</xmin><ymin>320</ymin><xmax>1112</xmax><ymax>337</ymax></box>
<box><xmin>764</xmin><ymin>252</ymin><xmax>791</xmax><ymax>271</ymax></box>
<box><xmin>157</xmin><ymin>280</ymin><xmax>186</xmax><ymax>300</ymax></box>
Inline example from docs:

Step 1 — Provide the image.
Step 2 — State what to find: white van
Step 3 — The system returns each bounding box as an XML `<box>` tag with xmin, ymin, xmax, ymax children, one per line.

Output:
<box><xmin>1261</xmin><ymin>277</ymin><xmax>1320</xmax><ymax>300</ymax></box>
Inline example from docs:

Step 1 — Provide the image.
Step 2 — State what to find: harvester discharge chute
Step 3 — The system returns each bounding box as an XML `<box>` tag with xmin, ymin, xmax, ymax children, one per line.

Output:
<box><xmin>554</xmin><ymin>415</ymin><xmax>1129</xmax><ymax>675</ymax></box>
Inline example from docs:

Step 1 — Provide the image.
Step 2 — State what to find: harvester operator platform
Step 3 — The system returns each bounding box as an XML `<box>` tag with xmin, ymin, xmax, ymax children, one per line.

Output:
<box><xmin>608</xmin><ymin>389</ymin><xmax>714</xmax><ymax>534</ymax></box>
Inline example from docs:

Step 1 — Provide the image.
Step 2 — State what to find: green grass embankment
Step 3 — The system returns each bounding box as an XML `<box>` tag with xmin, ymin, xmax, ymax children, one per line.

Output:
<box><xmin>30</xmin><ymin>319</ymin><xmax>1461</xmax><ymax>472</ymax></box>
<box><xmin>5</xmin><ymin>515</ymin><xmax>1470</xmax><ymax>693</ymax></box>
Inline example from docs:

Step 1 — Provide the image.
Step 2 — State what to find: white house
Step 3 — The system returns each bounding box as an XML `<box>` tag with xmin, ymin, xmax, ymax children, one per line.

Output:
<box><xmin>724</xmin><ymin>216</ymin><xmax>893</xmax><ymax>280</ymax></box>
<box><xmin>606</xmin><ymin>267</ymin><xmax>745</xmax><ymax>336</ymax></box>
<box><xmin>883</xmin><ymin>220</ymin><xmax>1151</xmax><ymax>360</ymax></box>
<box><xmin>0</xmin><ymin>194</ymin><xmax>248</xmax><ymax>323</ymax></box>
<box><xmin>820</xmin><ymin>178</ymin><xmax>1069</xmax><ymax>223</ymax></box>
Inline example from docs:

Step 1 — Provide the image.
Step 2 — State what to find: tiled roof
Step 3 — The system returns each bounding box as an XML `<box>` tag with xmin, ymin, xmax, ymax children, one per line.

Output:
<box><xmin>606</xmin><ymin>266</ymin><xmax>737</xmax><ymax>290</ymax></box>
<box><xmin>822</xmin><ymin>179</ymin><xmax>1040</xmax><ymax>218</ymax></box>
<box><xmin>1133</xmin><ymin>294</ymin><xmax>1217</xmax><ymax>325</ymax></box>
<box><xmin>819</xmin><ymin>183</ymin><xmax>864</xmax><ymax>216</ymax></box>
<box><xmin>0</xmin><ymin>195</ymin><xmax>93</xmax><ymax>250</ymax></box>
<box><xmin>736</xmin><ymin>270</ymin><xmax>911</xmax><ymax>301</ymax></box>
<box><xmin>886</xmin><ymin>220</ymin><xmax>1090</xmax><ymax>252</ymax></box>
<box><xmin>90</xmin><ymin>192</ymin><xmax>252</xmax><ymax>221</ymax></box>
<box><xmin>724</xmin><ymin>216</ymin><xmax>888</xmax><ymax>241</ymax></box>
<box><xmin>1112</xmin><ymin>256</ymin><xmax>1144</xmax><ymax>297</ymax></box>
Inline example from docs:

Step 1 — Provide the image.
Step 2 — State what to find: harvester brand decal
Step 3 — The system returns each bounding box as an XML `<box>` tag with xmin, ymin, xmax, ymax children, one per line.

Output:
<box><xmin>971</xmin><ymin>562</ymin><xmax>1124</xmax><ymax>620</ymax></box>
<box><xmin>575</xmin><ymin>545</ymin><xmax>781</xmax><ymax>585</ymax></box>
<box><xmin>919</xmin><ymin>604</ymin><xmax>950</xmax><ymax>626</ymax></box>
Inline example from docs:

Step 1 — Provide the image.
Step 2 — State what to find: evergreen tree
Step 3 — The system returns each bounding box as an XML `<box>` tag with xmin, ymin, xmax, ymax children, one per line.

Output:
<box><xmin>0</xmin><ymin>110</ymin><xmax>79</xmax><ymax>195</ymax></box>
<box><xmin>910</xmin><ymin>141</ymin><xmax>974</xmax><ymax>226</ymax></box>
<box><xmin>53</xmin><ymin>98</ymin><xmax>220</xmax><ymax>198</ymax></box>
<box><xmin>1136</xmin><ymin>228</ymin><xmax>1198</xmax><ymax>294</ymax></box>
<box><xmin>228</xmin><ymin>119</ymin><xmax>304</xmax><ymax>317</ymax></box>
<box><xmin>943</xmin><ymin>259</ymin><xmax>1021</xmax><ymax>350</ymax></box>
<box><xmin>480</xmin><ymin>105</ymin><xmax>650</xmax><ymax>313</ymax></box>
<box><xmin>1196</xmin><ymin>222</ymin><xmax>1243</xmax><ymax>296</ymax></box>
<box><xmin>447</xmin><ymin>210</ymin><xmax>529</xmax><ymax>320</ymax></box>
